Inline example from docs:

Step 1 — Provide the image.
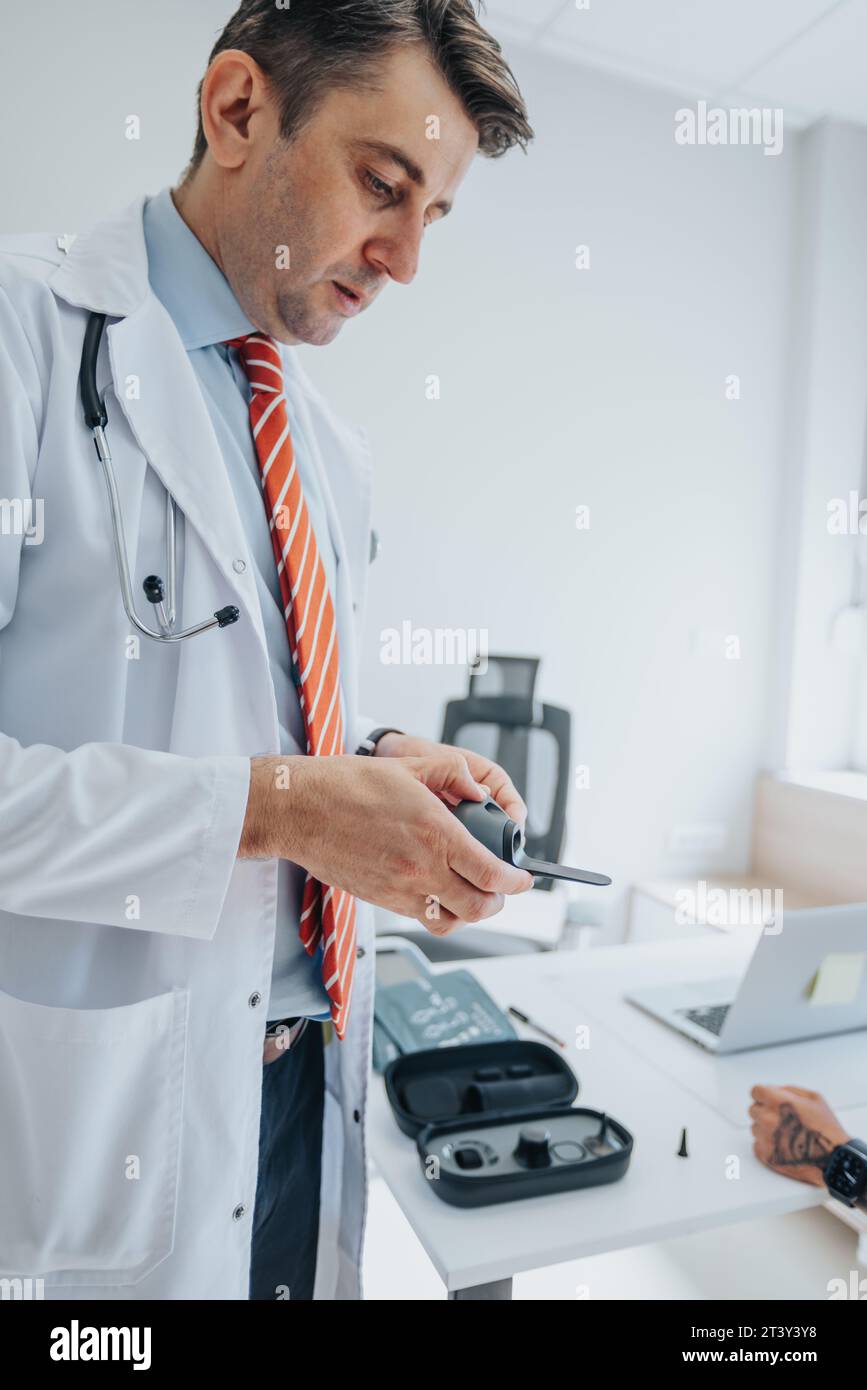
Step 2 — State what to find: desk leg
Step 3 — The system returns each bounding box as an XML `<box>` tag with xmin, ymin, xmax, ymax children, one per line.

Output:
<box><xmin>448</xmin><ymin>1277</ymin><xmax>513</xmax><ymax>1300</ymax></box>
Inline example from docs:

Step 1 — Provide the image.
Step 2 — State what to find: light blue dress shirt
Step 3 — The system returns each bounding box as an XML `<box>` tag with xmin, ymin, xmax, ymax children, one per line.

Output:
<box><xmin>143</xmin><ymin>186</ymin><xmax>332</xmax><ymax>1022</ymax></box>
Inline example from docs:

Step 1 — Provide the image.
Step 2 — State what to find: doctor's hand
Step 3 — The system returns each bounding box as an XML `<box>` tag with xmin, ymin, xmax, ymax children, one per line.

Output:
<box><xmin>749</xmin><ymin>1085</ymin><xmax>850</xmax><ymax>1188</ymax></box>
<box><xmin>239</xmin><ymin>750</ymin><xmax>534</xmax><ymax>933</ymax></box>
<box><xmin>371</xmin><ymin>732</ymin><xmax>528</xmax><ymax>829</ymax></box>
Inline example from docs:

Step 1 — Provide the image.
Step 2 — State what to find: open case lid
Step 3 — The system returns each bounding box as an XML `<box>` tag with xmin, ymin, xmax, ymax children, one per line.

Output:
<box><xmin>384</xmin><ymin>1038</ymin><xmax>579</xmax><ymax>1139</ymax></box>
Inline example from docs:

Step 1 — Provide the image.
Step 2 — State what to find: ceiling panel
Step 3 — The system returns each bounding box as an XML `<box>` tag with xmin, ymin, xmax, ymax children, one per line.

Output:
<box><xmin>725</xmin><ymin>0</ymin><xmax>867</xmax><ymax>125</ymax></box>
<box><xmin>542</xmin><ymin>0</ymin><xmax>838</xmax><ymax>91</ymax></box>
<box><xmin>482</xmin><ymin>0</ymin><xmax>864</xmax><ymax>128</ymax></box>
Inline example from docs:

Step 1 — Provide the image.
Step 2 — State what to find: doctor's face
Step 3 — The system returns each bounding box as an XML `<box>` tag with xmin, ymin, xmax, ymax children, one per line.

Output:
<box><xmin>219</xmin><ymin>45</ymin><xmax>480</xmax><ymax>346</ymax></box>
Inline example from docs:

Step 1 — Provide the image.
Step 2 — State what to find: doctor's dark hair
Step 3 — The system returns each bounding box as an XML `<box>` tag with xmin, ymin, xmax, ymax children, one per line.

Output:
<box><xmin>186</xmin><ymin>0</ymin><xmax>532</xmax><ymax>174</ymax></box>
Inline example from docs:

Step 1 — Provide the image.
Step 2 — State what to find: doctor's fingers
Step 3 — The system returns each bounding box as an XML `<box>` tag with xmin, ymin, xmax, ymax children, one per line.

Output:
<box><xmin>414</xmin><ymin>880</ymin><xmax>506</xmax><ymax>934</ymax></box>
<box><xmin>459</xmin><ymin>754</ymin><xmax>527</xmax><ymax>828</ymax></box>
<box><xmin>446</xmin><ymin>823</ymin><xmax>534</xmax><ymax>897</ymax></box>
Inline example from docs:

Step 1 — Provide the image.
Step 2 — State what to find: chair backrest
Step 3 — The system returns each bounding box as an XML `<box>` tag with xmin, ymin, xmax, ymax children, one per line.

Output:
<box><xmin>442</xmin><ymin>657</ymin><xmax>571</xmax><ymax>890</ymax></box>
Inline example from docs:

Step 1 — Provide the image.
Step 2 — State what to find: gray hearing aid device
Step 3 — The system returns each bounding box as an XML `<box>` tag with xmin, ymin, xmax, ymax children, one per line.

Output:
<box><xmin>453</xmin><ymin>798</ymin><xmax>612</xmax><ymax>887</ymax></box>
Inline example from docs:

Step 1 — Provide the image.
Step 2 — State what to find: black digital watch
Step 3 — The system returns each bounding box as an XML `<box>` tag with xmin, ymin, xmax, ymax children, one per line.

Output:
<box><xmin>355</xmin><ymin>726</ymin><xmax>404</xmax><ymax>756</ymax></box>
<box><xmin>825</xmin><ymin>1138</ymin><xmax>867</xmax><ymax>1208</ymax></box>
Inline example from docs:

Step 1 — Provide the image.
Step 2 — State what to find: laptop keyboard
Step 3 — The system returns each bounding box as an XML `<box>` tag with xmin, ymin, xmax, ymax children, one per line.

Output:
<box><xmin>678</xmin><ymin>1003</ymin><xmax>731</xmax><ymax>1036</ymax></box>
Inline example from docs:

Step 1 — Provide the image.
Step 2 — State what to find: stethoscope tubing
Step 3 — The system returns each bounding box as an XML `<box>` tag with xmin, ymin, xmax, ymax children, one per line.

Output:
<box><xmin>78</xmin><ymin>312</ymin><xmax>239</xmax><ymax>643</ymax></box>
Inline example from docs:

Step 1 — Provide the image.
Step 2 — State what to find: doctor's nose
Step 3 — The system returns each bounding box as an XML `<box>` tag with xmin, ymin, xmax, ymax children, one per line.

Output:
<box><xmin>365</xmin><ymin>226</ymin><xmax>423</xmax><ymax>287</ymax></box>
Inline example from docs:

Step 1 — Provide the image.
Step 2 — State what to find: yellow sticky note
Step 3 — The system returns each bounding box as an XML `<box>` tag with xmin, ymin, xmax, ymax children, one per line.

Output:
<box><xmin>807</xmin><ymin>953</ymin><xmax>866</xmax><ymax>1007</ymax></box>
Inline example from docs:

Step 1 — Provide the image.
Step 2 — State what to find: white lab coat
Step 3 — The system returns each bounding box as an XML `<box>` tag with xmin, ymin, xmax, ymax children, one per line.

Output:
<box><xmin>0</xmin><ymin>197</ymin><xmax>379</xmax><ymax>1299</ymax></box>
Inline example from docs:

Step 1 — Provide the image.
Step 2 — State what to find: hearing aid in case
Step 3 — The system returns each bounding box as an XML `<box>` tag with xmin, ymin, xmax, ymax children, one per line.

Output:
<box><xmin>454</xmin><ymin>797</ymin><xmax>612</xmax><ymax>887</ymax></box>
<box><xmin>423</xmin><ymin>1108</ymin><xmax>633</xmax><ymax>1206</ymax></box>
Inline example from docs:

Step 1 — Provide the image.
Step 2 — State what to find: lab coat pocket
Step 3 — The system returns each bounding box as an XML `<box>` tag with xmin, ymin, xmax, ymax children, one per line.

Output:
<box><xmin>0</xmin><ymin>984</ymin><xmax>189</xmax><ymax>1286</ymax></box>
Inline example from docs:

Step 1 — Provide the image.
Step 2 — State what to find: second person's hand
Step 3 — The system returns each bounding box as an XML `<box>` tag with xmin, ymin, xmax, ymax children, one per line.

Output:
<box><xmin>749</xmin><ymin>1085</ymin><xmax>850</xmax><ymax>1187</ymax></box>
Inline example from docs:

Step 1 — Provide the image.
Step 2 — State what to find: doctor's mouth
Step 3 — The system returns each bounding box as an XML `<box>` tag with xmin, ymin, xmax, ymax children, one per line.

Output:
<box><xmin>330</xmin><ymin>277</ymin><xmax>382</xmax><ymax>317</ymax></box>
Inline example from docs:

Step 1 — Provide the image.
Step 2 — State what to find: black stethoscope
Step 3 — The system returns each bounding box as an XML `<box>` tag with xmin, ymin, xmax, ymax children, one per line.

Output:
<box><xmin>78</xmin><ymin>311</ymin><xmax>241</xmax><ymax>642</ymax></box>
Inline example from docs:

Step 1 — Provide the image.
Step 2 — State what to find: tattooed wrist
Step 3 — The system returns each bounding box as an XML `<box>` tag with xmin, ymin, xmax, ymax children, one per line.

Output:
<box><xmin>770</xmin><ymin>1104</ymin><xmax>836</xmax><ymax>1170</ymax></box>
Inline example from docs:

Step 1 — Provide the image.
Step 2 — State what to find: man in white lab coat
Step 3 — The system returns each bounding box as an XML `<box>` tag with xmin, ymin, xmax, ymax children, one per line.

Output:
<box><xmin>0</xmin><ymin>1</ymin><xmax>534</xmax><ymax>1299</ymax></box>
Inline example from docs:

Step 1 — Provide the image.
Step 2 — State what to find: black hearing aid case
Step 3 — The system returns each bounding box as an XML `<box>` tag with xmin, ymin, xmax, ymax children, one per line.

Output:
<box><xmin>384</xmin><ymin>1040</ymin><xmax>633</xmax><ymax>1207</ymax></box>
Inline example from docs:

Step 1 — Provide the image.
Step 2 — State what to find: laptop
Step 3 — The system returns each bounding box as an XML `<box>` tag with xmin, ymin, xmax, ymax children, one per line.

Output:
<box><xmin>626</xmin><ymin>902</ymin><xmax>867</xmax><ymax>1053</ymax></box>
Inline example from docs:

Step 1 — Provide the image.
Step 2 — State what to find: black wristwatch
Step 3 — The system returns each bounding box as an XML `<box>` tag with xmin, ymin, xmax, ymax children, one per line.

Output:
<box><xmin>355</xmin><ymin>726</ymin><xmax>404</xmax><ymax>756</ymax></box>
<box><xmin>825</xmin><ymin>1138</ymin><xmax>867</xmax><ymax>1208</ymax></box>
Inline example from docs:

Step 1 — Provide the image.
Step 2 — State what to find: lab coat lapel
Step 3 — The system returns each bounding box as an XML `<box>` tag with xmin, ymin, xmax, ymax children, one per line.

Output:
<box><xmin>107</xmin><ymin>295</ymin><xmax>256</xmax><ymax>602</ymax></box>
<box><xmin>49</xmin><ymin>194</ymin><xmax>257</xmax><ymax>609</ymax></box>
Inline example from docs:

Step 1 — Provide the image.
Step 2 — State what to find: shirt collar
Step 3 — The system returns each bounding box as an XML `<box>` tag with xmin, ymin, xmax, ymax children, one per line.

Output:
<box><xmin>142</xmin><ymin>186</ymin><xmax>256</xmax><ymax>350</ymax></box>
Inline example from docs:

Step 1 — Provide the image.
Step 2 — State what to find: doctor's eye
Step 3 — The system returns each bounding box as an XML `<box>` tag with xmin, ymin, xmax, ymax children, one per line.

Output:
<box><xmin>363</xmin><ymin>169</ymin><xmax>398</xmax><ymax>204</ymax></box>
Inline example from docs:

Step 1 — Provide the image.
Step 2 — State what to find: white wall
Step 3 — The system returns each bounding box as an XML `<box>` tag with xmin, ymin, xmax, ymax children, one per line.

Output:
<box><xmin>0</xmin><ymin>0</ymin><xmax>235</xmax><ymax>231</ymax></box>
<box><xmin>314</xmin><ymin>49</ymin><xmax>800</xmax><ymax>934</ymax></box>
<box><xmin>770</xmin><ymin>122</ymin><xmax>867</xmax><ymax>773</ymax></box>
<box><xmin>1</xmin><ymin>6</ymin><xmax>805</xmax><ymax>937</ymax></box>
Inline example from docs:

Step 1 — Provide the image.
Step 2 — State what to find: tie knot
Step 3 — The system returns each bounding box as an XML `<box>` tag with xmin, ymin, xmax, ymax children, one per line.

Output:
<box><xmin>225</xmin><ymin>333</ymin><xmax>284</xmax><ymax>395</ymax></box>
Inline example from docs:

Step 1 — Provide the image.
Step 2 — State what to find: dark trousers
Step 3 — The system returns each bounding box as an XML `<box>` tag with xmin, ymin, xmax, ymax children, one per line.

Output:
<box><xmin>249</xmin><ymin>1019</ymin><xmax>325</xmax><ymax>1300</ymax></box>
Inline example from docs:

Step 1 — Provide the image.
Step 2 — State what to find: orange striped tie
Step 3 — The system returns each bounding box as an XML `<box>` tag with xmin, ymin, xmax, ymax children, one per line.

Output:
<box><xmin>227</xmin><ymin>334</ymin><xmax>357</xmax><ymax>1040</ymax></box>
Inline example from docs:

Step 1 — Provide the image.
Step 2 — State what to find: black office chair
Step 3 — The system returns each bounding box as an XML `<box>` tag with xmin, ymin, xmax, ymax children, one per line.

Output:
<box><xmin>442</xmin><ymin>656</ymin><xmax>571</xmax><ymax>891</ymax></box>
<box><xmin>388</xmin><ymin>656</ymin><xmax>572</xmax><ymax>961</ymax></box>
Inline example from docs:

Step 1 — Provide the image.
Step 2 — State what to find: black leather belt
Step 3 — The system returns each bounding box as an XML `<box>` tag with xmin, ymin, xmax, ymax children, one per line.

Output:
<box><xmin>263</xmin><ymin>1015</ymin><xmax>309</xmax><ymax>1061</ymax></box>
<box><xmin>265</xmin><ymin>1014</ymin><xmax>303</xmax><ymax>1037</ymax></box>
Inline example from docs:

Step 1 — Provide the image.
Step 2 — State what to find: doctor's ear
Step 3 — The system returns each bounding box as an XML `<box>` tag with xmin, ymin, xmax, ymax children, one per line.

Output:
<box><xmin>199</xmin><ymin>50</ymin><xmax>278</xmax><ymax>171</ymax></box>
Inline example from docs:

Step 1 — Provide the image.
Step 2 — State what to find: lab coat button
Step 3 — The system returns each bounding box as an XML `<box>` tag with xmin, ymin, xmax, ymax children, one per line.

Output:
<box><xmin>248</xmin><ymin>992</ymin><xmax>262</xmax><ymax>1009</ymax></box>
<box><xmin>233</xmin><ymin>559</ymin><xmax>247</xmax><ymax>574</ymax></box>
<box><xmin>353</xmin><ymin>1109</ymin><xmax>361</xmax><ymax>1123</ymax></box>
<box><xmin>232</xmin><ymin>1204</ymin><xmax>246</xmax><ymax>1221</ymax></box>
<box><xmin>356</xmin><ymin>945</ymin><xmax>365</xmax><ymax>959</ymax></box>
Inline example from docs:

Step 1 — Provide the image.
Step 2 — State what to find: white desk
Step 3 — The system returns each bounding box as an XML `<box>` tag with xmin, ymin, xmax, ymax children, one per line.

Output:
<box><xmin>368</xmin><ymin>935</ymin><xmax>867</xmax><ymax>1298</ymax></box>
